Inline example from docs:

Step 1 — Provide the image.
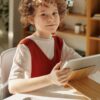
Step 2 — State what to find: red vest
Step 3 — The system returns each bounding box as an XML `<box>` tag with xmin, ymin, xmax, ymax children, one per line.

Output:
<box><xmin>20</xmin><ymin>36</ymin><xmax>63</xmax><ymax>77</ymax></box>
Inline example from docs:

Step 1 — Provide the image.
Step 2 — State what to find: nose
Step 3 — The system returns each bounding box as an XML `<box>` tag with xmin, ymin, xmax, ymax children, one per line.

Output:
<box><xmin>47</xmin><ymin>15</ymin><xmax>54</xmax><ymax>22</ymax></box>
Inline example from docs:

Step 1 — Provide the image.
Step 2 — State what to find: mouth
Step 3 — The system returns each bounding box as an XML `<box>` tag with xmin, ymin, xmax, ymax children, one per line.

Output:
<box><xmin>46</xmin><ymin>24</ymin><xmax>57</xmax><ymax>27</ymax></box>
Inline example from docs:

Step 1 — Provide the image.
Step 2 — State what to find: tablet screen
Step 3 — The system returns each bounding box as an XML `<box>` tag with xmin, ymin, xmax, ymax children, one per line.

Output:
<box><xmin>62</xmin><ymin>54</ymin><xmax>100</xmax><ymax>70</ymax></box>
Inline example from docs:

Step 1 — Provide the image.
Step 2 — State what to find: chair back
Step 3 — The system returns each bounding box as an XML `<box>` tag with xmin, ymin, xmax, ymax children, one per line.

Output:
<box><xmin>0</xmin><ymin>48</ymin><xmax>16</xmax><ymax>99</ymax></box>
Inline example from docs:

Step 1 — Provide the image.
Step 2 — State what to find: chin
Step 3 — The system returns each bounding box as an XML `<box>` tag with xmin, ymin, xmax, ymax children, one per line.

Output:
<box><xmin>48</xmin><ymin>29</ymin><xmax>57</xmax><ymax>33</ymax></box>
<box><xmin>48</xmin><ymin>30</ymin><xmax>57</xmax><ymax>34</ymax></box>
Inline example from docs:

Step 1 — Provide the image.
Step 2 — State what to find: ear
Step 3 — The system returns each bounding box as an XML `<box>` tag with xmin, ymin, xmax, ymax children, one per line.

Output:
<box><xmin>27</xmin><ymin>16</ymin><xmax>34</xmax><ymax>25</ymax></box>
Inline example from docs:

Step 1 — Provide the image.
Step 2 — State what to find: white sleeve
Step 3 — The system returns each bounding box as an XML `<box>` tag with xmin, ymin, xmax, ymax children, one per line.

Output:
<box><xmin>61</xmin><ymin>40</ymin><xmax>81</xmax><ymax>64</ymax></box>
<box><xmin>9</xmin><ymin>44</ymin><xmax>31</xmax><ymax>80</ymax></box>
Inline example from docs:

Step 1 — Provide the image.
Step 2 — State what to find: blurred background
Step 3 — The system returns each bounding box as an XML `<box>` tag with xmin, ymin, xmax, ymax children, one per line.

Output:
<box><xmin>0</xmin><ymin>0</ymin><xmax>23</xmax><ymax>53</ymax></box>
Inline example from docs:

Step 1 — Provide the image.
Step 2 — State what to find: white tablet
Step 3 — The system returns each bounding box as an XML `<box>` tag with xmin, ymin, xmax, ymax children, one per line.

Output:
<box><xmin>62</xmin><ymin>54</ymin><xmax>100</xmax><ymax>71</ymax></box>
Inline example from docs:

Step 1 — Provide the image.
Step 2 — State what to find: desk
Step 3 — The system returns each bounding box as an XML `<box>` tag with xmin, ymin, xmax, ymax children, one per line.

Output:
<box><xmin>4</xmin><ymin>85</ymin><xmax>88</xmax><ymax>100</ymax></box>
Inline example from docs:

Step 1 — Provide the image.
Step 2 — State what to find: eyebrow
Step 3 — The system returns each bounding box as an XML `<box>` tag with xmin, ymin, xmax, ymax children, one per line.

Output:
<box><xmin>40</xmin><ymin>10</ymin><xmax>46</xmax><ymax>12</ymax></box>
<box><xmin>40</xmin><ymin>9</ymin><xmax>58</xmax><ymax>13</ymax></box>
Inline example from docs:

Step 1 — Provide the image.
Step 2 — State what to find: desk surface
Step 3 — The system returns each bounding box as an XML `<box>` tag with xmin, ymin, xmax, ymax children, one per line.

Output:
<box><xmin>4</xmin><ymin>85</ymin><xmax>88</xmax><ymax>100</ymax></box>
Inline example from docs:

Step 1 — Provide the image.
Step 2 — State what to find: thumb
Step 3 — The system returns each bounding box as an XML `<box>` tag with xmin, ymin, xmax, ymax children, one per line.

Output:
<box><xmin>54</xmin><ymin>61</ymin><xmax>62</xmax><ymax>70</ymax></box>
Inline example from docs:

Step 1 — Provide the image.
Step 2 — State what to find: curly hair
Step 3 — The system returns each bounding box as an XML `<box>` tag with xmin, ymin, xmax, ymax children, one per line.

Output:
<box><xmin>18</xmin><ymin>0</ymin><xmax>67</xmax><ymax>28</ymax></box>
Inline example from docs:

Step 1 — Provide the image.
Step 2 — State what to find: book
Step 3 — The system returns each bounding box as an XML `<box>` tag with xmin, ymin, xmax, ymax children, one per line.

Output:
<box><xmin>93</xmin><ymin>14</ymin><xmax>100</xmax><ymax>20</ymax></box>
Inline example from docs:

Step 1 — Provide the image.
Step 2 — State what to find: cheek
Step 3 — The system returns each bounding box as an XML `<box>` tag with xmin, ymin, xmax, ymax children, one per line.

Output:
<box><xmin>56</xmin><ymin>16</ymin><xmax>60</xmax><ymax>25</ymax></box>
<box><xmin>37</xmin><ymin>17</ymin><xmax>46</xmax><ymax>25</ymax></box>
<box><xmin>38</xmin><ymin>16</ymin><xmax>47</xmax><ymax>21</ymax></box>
<box><xmin>34</xmin><ymin>16</ymin><xmax>45</xmax><ymax>29</ymax></box>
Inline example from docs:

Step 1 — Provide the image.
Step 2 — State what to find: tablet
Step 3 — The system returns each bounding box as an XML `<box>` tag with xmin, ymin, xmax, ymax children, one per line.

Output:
<box><xmin>62</xmin><ymin>54</ymin><xmax>100</xmax><ymax>71</ymax></box>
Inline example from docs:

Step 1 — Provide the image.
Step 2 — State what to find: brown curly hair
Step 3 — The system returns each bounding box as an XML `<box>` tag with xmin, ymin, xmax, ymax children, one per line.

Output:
<box><xmin>18</xmin><ymin>0</ymin><xmax>67</xmax><ymax>28</ymax></box>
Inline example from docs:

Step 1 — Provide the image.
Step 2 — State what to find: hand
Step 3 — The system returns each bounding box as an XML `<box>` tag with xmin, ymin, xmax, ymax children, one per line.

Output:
<box><xmin>49</xmin><ymin>61</ymin><xmax>70</xmax><ymax>86</ymax></box>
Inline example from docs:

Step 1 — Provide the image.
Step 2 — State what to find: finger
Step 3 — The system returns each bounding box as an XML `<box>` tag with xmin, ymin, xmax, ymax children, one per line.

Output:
<box><xmin>58</xmin><ymin>73</ymin><xmax>70</xmax><ymax>82</ymax></box>
<box><xmin>59</xmin><ymin>68</ymin><xmax>70</xmax><ymax>76</ymax></box>
<box><xmin>60</xmin><ymin>78</ymin><xmax>69</xmax><ymax>84</ymax></box>
<box><xmin>61</xmin><ymin>68</ymin><xmax>70</xmax><ymax>73</ymax></box>
<box><xmin>58</xmin><ymin>71</ymin><xmax>71</xmax><ymax>82</ymax></box>
<box><xmin>61</xmin><ymin>67</ymin><xmax>70</xmax><ymax>71</ymax></box>
<box><xmin>59</xmin><ymin>74</ymin><xmax>69</xmax><ymax>81</ymax></box>
<box><xmin>54</xmin><ymin>61</ymin><xmax>62</xmax><ymax>70</ymax></box>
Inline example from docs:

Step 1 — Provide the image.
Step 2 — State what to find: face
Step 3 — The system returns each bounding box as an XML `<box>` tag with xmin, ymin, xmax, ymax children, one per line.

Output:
<box><xmin>33</xmin><ymin>2</ymin><xmax>60</xmax><ymax>36</ymax></box>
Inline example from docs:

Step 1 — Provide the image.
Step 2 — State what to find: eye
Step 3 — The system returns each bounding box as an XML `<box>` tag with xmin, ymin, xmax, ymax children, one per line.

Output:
<box><xmin>40</xmin><ymin>13</ymin><xmax>47</xmax><ymax>16</ymax></box>
<box><xmin>53</xmin><ymin>12</ymin><xmax>58</xmax><ymax>16</ymax></box>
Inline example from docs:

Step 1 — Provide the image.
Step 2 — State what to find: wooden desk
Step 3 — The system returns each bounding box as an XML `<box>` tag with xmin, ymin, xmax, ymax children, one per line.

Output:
<box><xmin>4</xmin><ymin>85</ymin><xmax>88</xmax><ymax>100</ymax></box>
<box><xmin>64</xmin><ymin>67</ymin><xmax>100</xmax><ymax>100</ymax></box>
<box><xmin>68</xmin><ymin>78</ymin><xmax>100</xmax><ymax>100</ymax></box>
<box><xmin>4</xmin><ymin>67</ymin><xmax>100</xmax><ymax>100</ymax></box>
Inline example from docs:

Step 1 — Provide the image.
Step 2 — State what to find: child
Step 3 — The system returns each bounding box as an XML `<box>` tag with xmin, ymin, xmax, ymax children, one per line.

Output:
<box><xmin>8</xmin><ymin>0</ymin><xmax>81</xmax><ymax>94</ymax></box>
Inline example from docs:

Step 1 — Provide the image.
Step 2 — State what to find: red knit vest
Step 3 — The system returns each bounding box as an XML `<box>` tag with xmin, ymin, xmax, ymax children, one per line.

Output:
<box><xmin>20</xmin><ymin>36</ymin><xmax>63</xmax><ymax>77</ymax></box>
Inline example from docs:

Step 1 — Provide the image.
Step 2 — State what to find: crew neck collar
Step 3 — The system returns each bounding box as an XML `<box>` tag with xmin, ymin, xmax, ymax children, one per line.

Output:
<box><xmin>32</xmin><ymin>34</ymin><xmax>53</xmax><ymax>40</ymax></box>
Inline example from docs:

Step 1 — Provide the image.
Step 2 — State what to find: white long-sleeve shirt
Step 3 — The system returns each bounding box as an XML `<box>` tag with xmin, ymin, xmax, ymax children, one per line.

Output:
<box><xmin>9</xmin><ymin>35</ymin><xmax>81</xmax><ymax>80</ymax></box>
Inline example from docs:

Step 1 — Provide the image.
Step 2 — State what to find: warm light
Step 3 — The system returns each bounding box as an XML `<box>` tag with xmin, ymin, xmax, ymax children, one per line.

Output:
<box><xmin>52</xmin><ymin>89</ymin><xmax>82</xmax><ymax>96</ymax></box>
<box><xmin>8</xmin><ymin>31</ymin><xmax>14</xmax><ymax>47</ymax></box>
<box><xmin>8</xmin><ymin>31</ymin><xmax>13</xmax><ymax>39</ymax></box>
<box><xmin>0</xmin><ymin>30</ymin><xmax>3</xmax><ymax>37</ymax></box>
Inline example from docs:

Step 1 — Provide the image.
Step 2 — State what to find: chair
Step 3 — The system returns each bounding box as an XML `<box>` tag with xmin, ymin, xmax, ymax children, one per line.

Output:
<box><xmin>0</xmin><ymin>48</ymin><xmax>16</xmax><ymax>99</ymax></box>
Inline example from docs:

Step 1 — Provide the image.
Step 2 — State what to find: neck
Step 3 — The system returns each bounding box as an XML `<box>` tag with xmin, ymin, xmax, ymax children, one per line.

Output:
<box><xmin>33</xmin><ymin>31</ymin><xmax>52</xmax><ymax>39</ymax></box>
